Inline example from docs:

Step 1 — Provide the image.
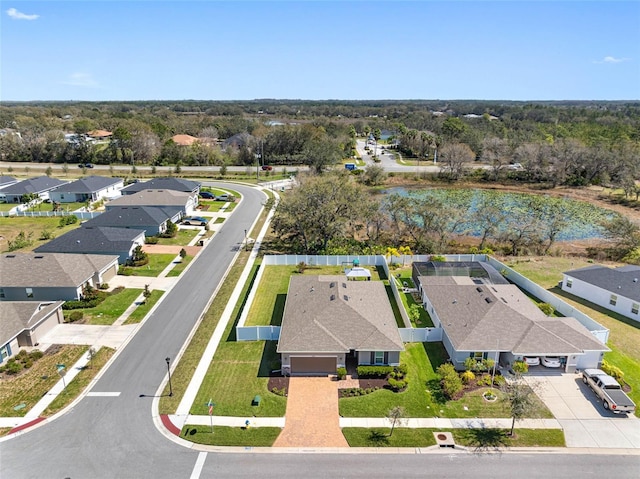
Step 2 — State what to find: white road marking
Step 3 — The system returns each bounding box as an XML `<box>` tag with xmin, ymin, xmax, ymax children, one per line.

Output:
<box><xmin>86</xmin><ymin>392</ymin><xmax>121</xmax><ymax>397</ymax></box>
<box><xmin>189</xmin><ymin>451</ymin><xmax>207</xmax><ymax>479</ymax></box>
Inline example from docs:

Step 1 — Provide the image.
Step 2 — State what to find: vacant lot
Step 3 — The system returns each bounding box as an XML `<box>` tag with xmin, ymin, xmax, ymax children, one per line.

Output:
<box><xmin>0</xmin><ymin>216</ymin><xmax>80</xmax><ymax>253</ymax></box>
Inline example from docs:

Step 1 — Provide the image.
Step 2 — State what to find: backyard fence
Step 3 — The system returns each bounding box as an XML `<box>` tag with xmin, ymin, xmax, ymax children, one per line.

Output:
<box><xmin>399</xmin><ymin>327</ymin><xmax>442</xmax><ymax>343</ymax></box>
<box><xmin>236</xmin><ymin>326</ymin><xmax>281</xmax><ymax>342</ymax></box>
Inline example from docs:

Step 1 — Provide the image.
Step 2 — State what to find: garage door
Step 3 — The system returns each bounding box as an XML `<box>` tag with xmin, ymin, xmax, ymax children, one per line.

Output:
<box><xmin>290</xmin><ymin>356</ymin><xmax>337</xmax><ymax>376</ymax></box>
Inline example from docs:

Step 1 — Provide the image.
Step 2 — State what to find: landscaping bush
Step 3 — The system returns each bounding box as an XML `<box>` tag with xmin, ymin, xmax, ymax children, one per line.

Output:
<box><xmin>58</xmin><ymin>215</ymin><xmax>78</xmax><ymax>227</ymax></box>
<box><xmin>98</xmin><ymin>283</ymin><xmax>109</xmax><ymax>290</ymax></box>
<box><xmin>67</xmin><ymin>311</ymin><xmax>84</xmax><ymax>322</ymax></box>
<box><xmin>512</xmin><ymin>360</ymin><xmax>529</xmax><ymax>374</ymax></box>
<box><xmin>62</xmin><ymin>298</ymin><xmax>102</xmax><ymax>310</ymax></box>
<box><xmin>387</xmin><ymin>377</ymin><xmax>408</xmax><ymax>392</ymax></box>
<box><xmin>29</xmin><ymin>350</ymin><xmax>44</xmax><ymax>360</ymax></box>
<box><xmin>493</xmin><ymin>374</ymin><xmax>506</xmax><ymax>387</ymax></box>
<box><xmin>476</xmin><ymin>374</ymin><xmax>493</xmax><ymax>386</ymax></box>
<box><xmin>396</xmin><ymin>363</ymin><xmax>408</xmax><ymax>376</ymax></box>
<box><xmin>339</xmin><ymin>387</ymin><xmax>379</xmax><ymax>398</ymax></box>
<box><xmin>461</xmin><ymin>370</ymin><xmax>475</xmax><ymax>384</ymax></box>
<box><xmin>538</xmin><ymin>302</ymin><xmax>555</xmax><ymax>316</ymax></box>
<box><xmin>145</xmin><ymin>236</ymin><xmax>159</xmax><ymax>245</ymax></box>
<box><xmin>437</xmin><ymin>363</ymin><xmax>463</xmax><ymax>399</ymax></box>
<box><xmin>4</xmin><ymin>360</ymin><xmax>22</xmax><ymax>375</ymax></box>
<box><xmin>601</xmin><ymin>360</ymin><xmax>624</xmax><ymax>381</ymax></box>
<box><xmin>271</xmin><ymin>387</ymin><xmax>287</xmax><ymax>397</ymax></box>
<box><xmin>336</xmin><ymin>367</ymin><xmax>347</xmax><ymax>380</ymax></box>
<box><xmin>357</xmin><ymin>365</ymin><xmax>394</xmax><ymax>378</ymax></box>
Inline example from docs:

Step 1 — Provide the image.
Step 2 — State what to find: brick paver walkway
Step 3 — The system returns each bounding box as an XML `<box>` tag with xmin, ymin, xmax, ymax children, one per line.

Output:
<box><xmin>273</xmin><ymin>377</ymin><xmax>348</xmax><ymax>448</ymax></box>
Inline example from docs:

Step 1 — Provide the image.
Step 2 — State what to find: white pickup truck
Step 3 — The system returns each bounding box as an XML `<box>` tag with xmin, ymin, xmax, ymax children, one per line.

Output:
<box><xmin>582</xmin><ymin>369</ymin><xmax>636</xmax><ymax>414</ymax></box>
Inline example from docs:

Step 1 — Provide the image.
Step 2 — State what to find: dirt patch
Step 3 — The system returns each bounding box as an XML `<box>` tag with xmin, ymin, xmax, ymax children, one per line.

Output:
<box><xmin>142</xmin><ymin>245</ymin><xmax>201</xmax><ymax>256</ymax></box>
<box><xmin>267</xmin><ymin>375</ymin><xmax>289</xmax><ymax>396</ymax></box>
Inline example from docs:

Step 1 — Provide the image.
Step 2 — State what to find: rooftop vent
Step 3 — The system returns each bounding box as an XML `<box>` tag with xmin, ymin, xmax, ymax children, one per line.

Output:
<box><xmin>34</xmin><ymin>255</ymin><xmax>43</xmax><ymax>259</ymax></box>
<box><xmin>330</xmin><ymin>282</ymin><xmax>336</xmax><ymax>288</ymax></box>
<box><xmin>330</xmin><ymin>294</ymin><xmax>335</xmax><ymax>301</ymax></box>
<box><xmin>634</xmin><ymin>278</ymin><xmax>638</xmax><ymax>283</ymax></box>
<box><xmin>485</xmin><ymin>297</ymin><xmax>493</xmax><ymax>304</ymax></box>
<box><xmin>476</xmin><ymin>287</ymin><xmax>483</xmax><ymax>293</ymax></box>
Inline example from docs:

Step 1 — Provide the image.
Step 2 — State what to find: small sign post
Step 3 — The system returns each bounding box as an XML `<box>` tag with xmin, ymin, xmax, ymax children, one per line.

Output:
<box><xmin>56</xmin><ymin>364</ymin><xmax>66</xmax><ymax>389</ymax></box>
<box><xmin>206</xmin><ymin>399</ymin><xmax>216</xmax><ymax>433</ymax></box>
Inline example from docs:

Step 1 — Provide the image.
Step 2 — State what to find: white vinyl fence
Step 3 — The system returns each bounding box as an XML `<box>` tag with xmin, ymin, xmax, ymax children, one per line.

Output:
<box><xmin>236</xmin><ymin>326</ymin><xmax>281</xmax><ymax>342</ymax></box>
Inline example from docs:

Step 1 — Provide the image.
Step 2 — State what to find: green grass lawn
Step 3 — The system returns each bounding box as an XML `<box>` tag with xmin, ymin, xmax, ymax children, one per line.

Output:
<box><xmin>0</xmin><ymin>203</ymin><xmax>16</xmax><ymax>211</ymax></box>
<box><xmin>154</xmin><ymin>230</ymin><xmax>199</xmax><ymax>246</ymax></box>
<box><xmin>509</xmin><ymin>256</ymin><xmax>640</xmax><ymax>417</ymax></box>
<box><xmin>43</xmin><ymin>347</ymin><xmax>115</xmax><ymax>416</ymax></box>
<box><xmin>0</xmin><ymin>216</ymin><xmax>81</xmax><ymax>253</ymax></box>
<box><xmin>214</xmin><ymin>217</ymin><xmax>225</xmax><ymax>224</ymax></box>
<box><xmin>343</xmin><ymin>428</ymin><xmax>565</xmax><ymax>448</ymax></box>
<box><xmin>123</xmin><ymin>290</ymin><xmax>165</xmax><ymax>324</ymax></box>
<box><xmin>67</xmin><ymin>288</ymin><xmax>142</xmax><ymax>325</ymax></box>
<box><xmin>339</xmin><ymin>342</ymin><xmax>552</xmax><ymax>419</ymax></box>
<box><xmin>166</xmin><ymin>256</ymin><xmax>194</xmax><ymax>277</ymax></box>
<box><xmin>118</xmin><ymin>254</ymin><xmax>176</xmax><ymax>277</ymax></box>
<box><xmin>0</xmin><ymin>345</ymin><xmax>88</xmax><ymax>417</ymax></box>
<box><xmin>180</xmin><ymin>425</ymin><xmax>281</xmax><ymax>447</ymax></box>
<box><xmin>26</xmin><ymin>202</ymin><xmax>86</xmax><ymax>212</ymax></box>
<box><xmin>198</xmin><ymin>201</ymin><xmax>225</xmax><ymax>212</ymax></box>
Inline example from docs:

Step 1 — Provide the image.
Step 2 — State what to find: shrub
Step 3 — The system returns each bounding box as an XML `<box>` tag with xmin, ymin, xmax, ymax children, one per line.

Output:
<box><xmin>29</xmin><ymin>350</ymin><xmax>44</xmax><ymax>360</ymax></box>
<box><xmin>601</xmin><ymin>360</ymin><xmax>624</xmax><ymax>381</ymax></box>
<box><xmin>437</xmin><ymin>363</ymin><xmax>463</xmax><ymax>399</ymax></box>
<box><xmin>40</xmin><ymin>229</ymin><xmax>55</xmax><ymax>240</ymax></box>
<box><xmin>493</xmin><ymin>375</ymin><xmax>506</xmax><ymax>386</ymax></box>
<box><xmin>477</xmin><ymin>374</ymin><xmax>492</xmax><ymax>386</ymax></box>
<box><xmin>4</xmin><ymin>360</ymin><xmax>22</xmax><ymax>375</ymax></box>
<box><xmin>461</xmin><ymin>370</ymin><xmax>476</xmax><ymax>384</ymax></box>
<box><xmin>98</xmin><ymin>283</ymin><xmax>109</xmax><ymax>290</ymax></box>
<box><xmin>538</xmin><ymin>302</ymin><xmax>555</xmax><ymax>316</ymax></box>
<box><xmin>271</xmin><ymin>387</ymin><xmax>287</xmax><ymax>397</ymax></box>
<box><xmin>145</xmin><ymin>236</ymin><xmax>159</xmax><ymax>245</ymax></box>
<box><xmin>387</xmin><ymin>377</ymin><xmax>407</xmax><ymax>391</ymax></box>
<box><xmin>396</xmin><ymin>363</ymin><xmax>408</xmax><ymax>376</ymax></box>
<box><xmin>357</xmin><ymin>365</ymin><xmax>394</xmax><ymax>378</ymax></box>
<box><xmin>58</xmin><ymin>215</ymin><xmax>78</xmax><ymax>227</ymax></box>
<box><xmin>336</xmin><ymin>367</ymin><xmax>347</xmax><ymax>380</ymax></box>
<box><xmin>67</xmin><ymin>311</ymin><xmax>84</xmax><ymax>322</ymax></box>
<box><xmin>512</xmin><ymin>360</ymin><xmax>529</xmax><ymax>374</ymax></box>
<box><xmin>296</xmin><ymin>261</ymin><xmax>307</xmax><ymax>273</ymax></box>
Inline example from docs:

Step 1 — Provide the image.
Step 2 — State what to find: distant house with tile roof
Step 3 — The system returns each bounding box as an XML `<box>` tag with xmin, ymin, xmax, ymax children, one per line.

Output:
<box><xmin>49</xmin><ymin>176</ymin><xmax>124</xmax><ymax>203</ymax></box>
<box><xmin>414</xmin><ymin>261</ymin><xmax>608</xmax><ymax>372</ymax></box>
<box><xmin>561</xmin><ymin>264</ymin><xmax>640</xmax><ymax>323</ymax></box>
<box><xmin>34</xmin><ymin>226</ymin><xmax>145</xmax><ymax>264</ymax></box>
<box><xmin>0</xmin><ymin>301</ymin><xmax>64</xmax><ymax>363</ymax></box>
<box><xmin>86</xmin><ymin>129</ymin><xmax>112</xmax><ymax>140</ymax></box>
<box><xmin>0</xmin><ymin>253</ymin><xmax>119</xmax><ymax>301</ymax></box>
<box><xmin>106</xmin><ymin>189</ymin><xmax>196</xmax><ymax>216</ymax></box>
<box><xmin>0</xmin><ymin>176</ymin><xmax>69</xmax><ymax>203</ymax></box>
<box><xmin>171</xmin><ymin>134</ymin><xmax>198</xmax><ymax>146</ymax></box>
<box><xmin>277</xmin><ymin>275</ymin><xmax>404</xmax><ymax>376</ymax></box>
<box><xmin>120</xmin><ymin>177</ymin><xmax>200</xmax><ymax>196</ymax></box>
<box><xmin>83</xmin><ymin>206</ymin><xmax>180</xmax><ymax>236</ymax></box>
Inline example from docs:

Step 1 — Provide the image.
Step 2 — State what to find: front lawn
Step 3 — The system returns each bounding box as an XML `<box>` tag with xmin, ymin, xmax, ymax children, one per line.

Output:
<box><xmin>0</xmin><ymin>345</ymin><xmax>88</xmax><ymax>417</ymax></box>
<box><xmin>343</xmin><ymin>428</ymin><xmax>565</xmax><ymax>448</ymax></box>
<box><xmin>66</xmin><ymin>288</ymin><xmax>142</xmax><ymax>325</ymax></box>
<box><xmin>166</xmin><ymin>256</ymin><xmax>194</xmax><ymax>277</ymax></box>
<box><xmin>180</xmin><ymin>425</ymin><xmax>281</xmax><ymax>447</ymax></box>
<box><xmin>123</xmin><ymin>290</ymin><xmax>164</xmax><ymax>324</ymax></box>
<box><xmin>118</xmin><ymin>254</ymin><xmax>176</xmax><ymax>277</ymax></box>
<box><xmin>154</xmin><ymin>229</ymin><xmax>199</xmax><ymax>246</ymax></box>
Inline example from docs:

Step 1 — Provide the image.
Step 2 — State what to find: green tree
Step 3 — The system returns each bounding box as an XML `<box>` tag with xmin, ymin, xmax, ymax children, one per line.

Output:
<box><xmin>502</xmin><ymin>378</ymin><xmax>537</xmax><ymax>436</ymax></box>
<box><xmin>386</xmin><ymin>406</ymin><xmax>407</xmax><ymax>437</ymax></box>
<box><xmin>304</xmin><ymin>138</ymin><xmax>342</xmax><ymax>174</ymax></box>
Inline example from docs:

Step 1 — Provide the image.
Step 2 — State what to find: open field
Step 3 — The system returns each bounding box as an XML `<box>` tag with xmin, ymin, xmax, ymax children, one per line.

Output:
<box><xmin>0</xmin><ymin>216</ymin><xmax>80</xmax><ymax>253</ymax></box>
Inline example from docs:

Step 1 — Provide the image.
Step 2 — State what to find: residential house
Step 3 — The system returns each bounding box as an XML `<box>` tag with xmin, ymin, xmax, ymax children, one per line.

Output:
<box><xmin>171</xmin><ymin>134</ymin><xmax>198</xmax><ymax>146</ymax></box>
<box><xmin>49</xmin><ymin>176</ymin><xmax>124</xmax><ymax>204</ymax></box>
<box><xmin>0</xmin><ymin>253</ymin><xmax>118</xmax><ymax>301</ymax></box>
<box><xmin>34</xmin><ymin>226</ymin><xmax>145</xmax><ymax>264</ymax></box>
<box><xmin>0</xmin><ymin>175</ymin><xmax>18</xmax><ymax>192</ymax></box>
<box><xmin>562</xmin><ymin>264</ymin><xmax>640</xmax><ymax>323</ymax></box>
<box><xmin>86</xmin><ymin>130</ymin><xmax>113</xmax><ymax>141</ymax></box>
<box><xmin>106</xmin><ymin>189</ymin><xmax>197</xmax><ymax>216</ymax></box>
<box><xmin>120</xmin><ymin>177</ymin><xmax>200</xmax><ymax>196</ymax></box>
<box><xmin>0</xmin><ymin>301</ymin><xmax>64</xmax><ymax>363</ymax></box>
<box><xmin>277</xmin><ymin>275</ymin><xmax>404</xmax><ymax>376</ymax></box>
<box><xmin>0</xmin><ymin>176</ymin><xmax>69</xmax><ymax>203</ymax></box>
<box><xmin>82</xmin><ymin>206</ymin><xmax>180</xmax><ymax>236</ymax></box>
<box><xmin>414</xmin><ymin>261</ymin><xmax>609</xmax><ymax>372</ymax></box>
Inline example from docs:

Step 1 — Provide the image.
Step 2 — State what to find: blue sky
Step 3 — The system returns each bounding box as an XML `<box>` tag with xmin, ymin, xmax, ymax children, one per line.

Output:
<box><xmin>1</xmin><ymin>1</ymin><xmax>639</xmax><ymax>101</ymax></box>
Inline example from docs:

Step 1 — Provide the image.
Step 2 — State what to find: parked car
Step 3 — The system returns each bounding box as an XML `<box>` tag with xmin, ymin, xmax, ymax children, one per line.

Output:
<box><xmin>199</xmin><ymin>191</ymin><xmax>215</xmax><ymax>199</ymax></box>
<box><xmin>261</xmin><ymin>165</ymin><xmax>273</xmax><ymax>171</ymax></box>
<box><xmin>85</xmin><ymin>163</ymin><xmax>94</xmax><ymax>168</ymax></box>
<box><xmin>215</xmin><ymin>194</ymin><xmax>233</xmax><ymax>202</ymax></box>
<box><xmin>541</xmin><ymin>356</ymin><xmax>562</xmax><ymax>368</ymax></box>
<box><xmin>582</xmin><ymin>369</ymin><xmax>636</xmax><ymax>414</ymax></box>
<box><xmin>523</xmin><ymin>356</ymin><xmax>540</xmax><ymax>366</ymax></box>
<box><xmin>182</xmin><ymin>216</ymin><xmax>208</xmax><ymax>226</ymax></box>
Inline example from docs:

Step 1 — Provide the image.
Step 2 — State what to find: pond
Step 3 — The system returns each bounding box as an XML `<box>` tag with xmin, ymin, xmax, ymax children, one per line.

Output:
<box><xmin>386</xmin><ymin>188</ymin><xmax>617</xmax><ymax>241</ymax></box>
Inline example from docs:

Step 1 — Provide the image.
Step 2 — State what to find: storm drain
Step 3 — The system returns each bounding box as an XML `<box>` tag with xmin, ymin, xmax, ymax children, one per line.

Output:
<box><xmin>433</xmin><ymin>432</ymin><xmax>455</xmax><ymax>448</ymax></box>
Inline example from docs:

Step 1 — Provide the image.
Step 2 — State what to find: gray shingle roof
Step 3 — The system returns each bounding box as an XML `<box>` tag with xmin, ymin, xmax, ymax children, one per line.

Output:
<box><xmin>564</xmin><ymin>264</ymin><xmax>640</xmax><ymax>302</ymax></box>
<box><xmin>0</xmin><ymin>176</ymin><xmax>17</xmax><ymax>188</ymax></box>
<box><xmin>84</xmin><ymin>206</ymin><xmax>172</xmax><ymax>229</ymax></box>
<box><xmin>106</xmin><ymin>189</ymin><xmax>193</xmax><ymax>208</ymax></box>
<box><xmin>277</xmin><ymin>275</ymin><xmax>404</xmax><ymax>354</ymax></box>
<box><xmin>34</xmin><ymin>227</ymin><xmax>144</xmax><ymax>255</ymax></box>
<box><xmin>120</xmin><ymin>177</ymin><xmax>200</xmax><ymax>194</ymax></box>
<box><xmin>421</xmin><ymin>279</ymin><xmax>607</xmax><ymax>354</ymax></box>
<box><xmin>0</xmin><ymin>253</ymin><xmax>118</xmax><ymax>287</ymax></box>
<box><xmin>51</xmin><ymin>175</ymin><xmax>122</xmax><ymax>193</ymax></box>
<box><xmin>1</xmin><ymin>176</ymin><xmax>68</xmax><ymax>195</ymax></box>
<box><xmin>0</xmin><ymin>301</ymin><xmax>63</xmax><ymax>346</ymax></box>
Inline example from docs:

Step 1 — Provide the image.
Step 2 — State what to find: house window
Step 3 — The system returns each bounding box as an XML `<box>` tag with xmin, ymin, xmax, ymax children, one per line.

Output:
<box><xmin>0</xmin><ymin>345</ymin><xmax>9</xmax><ymax>362</ymax></box>
<box><xmin>25</xmin><ymin>288</ymin><xmax>33</xmax><ymax>298</ymax></box>
<box><xmin>374</xmin><ymin>351</ymin><xmax>385</xmax><ymax>365</ymax></box>
<box><xmin>609</xmin><ymin>294</ymin><xmax>617</xmax><ymax>306</ymax></box>
<box><xmin>471</xmin><ymin>352</ymin><xmax>487</xmax><ymax>360</ymax></box>
<box><xmin>632</xmin><ymin>303</ymin><xmax>639</xmax><ymax>315</ymax></box>
<box><xmin>566</xmin><ymin>278</ymin><xmax>572</xmax><ymax>288</ymax></box>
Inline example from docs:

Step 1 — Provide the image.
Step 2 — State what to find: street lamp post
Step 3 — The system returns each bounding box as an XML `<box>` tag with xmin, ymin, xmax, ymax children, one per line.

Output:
<box><xmin>165</xmin><ymin>357</ymin><xmax>173</xmax><ymax>397</ymax></box>
<box><xmin>244</xmin><ymin>229</ymin><xmax>248</xmax><ymax>251</ymax></box>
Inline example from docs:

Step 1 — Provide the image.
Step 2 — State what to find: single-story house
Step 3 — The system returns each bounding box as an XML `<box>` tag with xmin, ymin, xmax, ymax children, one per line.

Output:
<box><xmin>0</xmin><ymin>176</ymin><xmax>69</xmax><ymax>203</ymax></box>
<box><xmin>34</xmin><ymin>226</ymin><xmax>145</xmax><ymax>264</ymax></box>
<box><xmin>120</xmin><ymin>177</ymin><xmax>200</xmax><ymax>196</ymax></box>
<box><xmin>105</xmin><ymin>189</ymin><xmax>197</xmax><ymax>216</ymax></box>
<box><xmin>414</xmin><ymin>261</ymin><xmax>609</xmax><ymax>372</ymax></box>
<box><xmin>171</xmin><ymin>134</ymin><xmax>198</xmax><ymax>146</ymax></box>
<box><xmin>277</xmin><ymin>275</ymin><xmax>404</xmax><ymax>376</ymax></box>
<box><xmin>82</xmin><ymin>206</ymin><xmax>180</xmax><ymax>236</ymax></box>
<box><xmin>0</xmin><ymin>253</ymin><xmax>119</xmax><ymax>302</ymax></box>
<box><xmin>49</xmin><ymin>176</ymin><xmax>124</xmax><ymax>203</ymax></box>
<box><xmin>86</xmin><ymin>129</ymin><xmax>113</xmax><ymax>141</ymax></box>
<box><xmin>0</xmin><ymin>301</ymin><xmax>64</xmax><ymax>363</ymax></box>
<box><xmin>0</xmin><ymin>175</ymin><xmax>18</xmax><ymax>192</ymax></box>
<box><xmin>562</xmin><ymin>264</ymin><xmax>640</xmax><ymax>323</ymax></box>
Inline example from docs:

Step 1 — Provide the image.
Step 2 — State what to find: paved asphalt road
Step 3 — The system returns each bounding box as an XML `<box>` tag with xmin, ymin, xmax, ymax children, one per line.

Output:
<box><xmin>1</xmin><ymin>183</ymin><xmax>640</xmax><ymax>478</ymax></box>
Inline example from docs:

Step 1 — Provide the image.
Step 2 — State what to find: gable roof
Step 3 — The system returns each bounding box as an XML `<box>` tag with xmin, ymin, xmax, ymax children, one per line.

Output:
<box><xmin>106</xmin><ymin>189</ymin><xmax>193</xmax><ymax>208</ymax></box>
<box><xmin>83</xmin><ymin>206</ymin><xmax>173</xmax><ymax>229</ymax></box>
<box><xmin>171</xmin><ymin>134</ymin><xmax>198</xmax><ymax>146</ymax></box>
<box><xmin>0</xmin><ymin>176</ymin><xmax>17</xmax><ymax>189</ymax></box>
<box><xmin>277</xmin><ymin>275</ymin><xmax>404</xmax><ymax>354</ymax></box>
<box><xmin>1</xmin><ymin>177</ymin><xmax>69</xmax><ymax>195</ymax></box>
<box><xmin>34</xmin><ymin>227</ymin><xmax>144</xmax><ymax>255</ymax></box>
<box><xmin>51</xmin><ymin>176</ymin><xmax>122</xmax><ymax>194</ymax></box>
<box><xmin>120</xmin><ymin>177</ymin><xmax>200</xmax><ymax>194</ymax></box>
<box><xmin>421</xmin><ymin>278</ymin><xmax>608</xmax><ymax>354</ymax></box>
<box><xmin>564</xmin><ymin>264</ymin><xmax>640</xmax><ymax>302</ymax></box>
<box><xmin>87</xmin><ymin>129</ymin><xmax>112</xmax><ymax>138</ymax></box>
<box><xmin>0</xmin><ymin>301</ymin><xmax>64</xmax><ymax>346</ymax></box>
<box><xmin>0</xmin><ymin>253</ymin><xmax>118</xmax><ymax>287</ymax></box>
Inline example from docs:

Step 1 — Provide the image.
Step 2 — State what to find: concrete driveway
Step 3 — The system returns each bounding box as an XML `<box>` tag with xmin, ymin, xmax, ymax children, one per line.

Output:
<box><xmin>524</xmin><ymin>371</ymin><xmax>640</xmax><ymax>448</ymax></box>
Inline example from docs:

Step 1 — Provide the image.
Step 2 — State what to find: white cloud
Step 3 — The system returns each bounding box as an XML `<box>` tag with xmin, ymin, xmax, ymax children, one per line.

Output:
<box><xmin>62</xmin><ymin>72</ymin><xmax>99</xmax><ymax>88</ymax></box>
<box><xmin>6</xmin><ymin>7</ymin><xmax>39</xmax><ymax>20</ymax></box>
<box><xmin>593</xmin><ymin>56</ymin><xmax>630</xmax><ymax>64</ymax></box>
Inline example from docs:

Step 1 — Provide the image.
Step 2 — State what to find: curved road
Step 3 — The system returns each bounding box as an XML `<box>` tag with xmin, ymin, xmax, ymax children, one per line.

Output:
<box><xmin>1</xmin><ymin>183</ymin><xmax>639</xmax><ymax>478</ymax></box>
